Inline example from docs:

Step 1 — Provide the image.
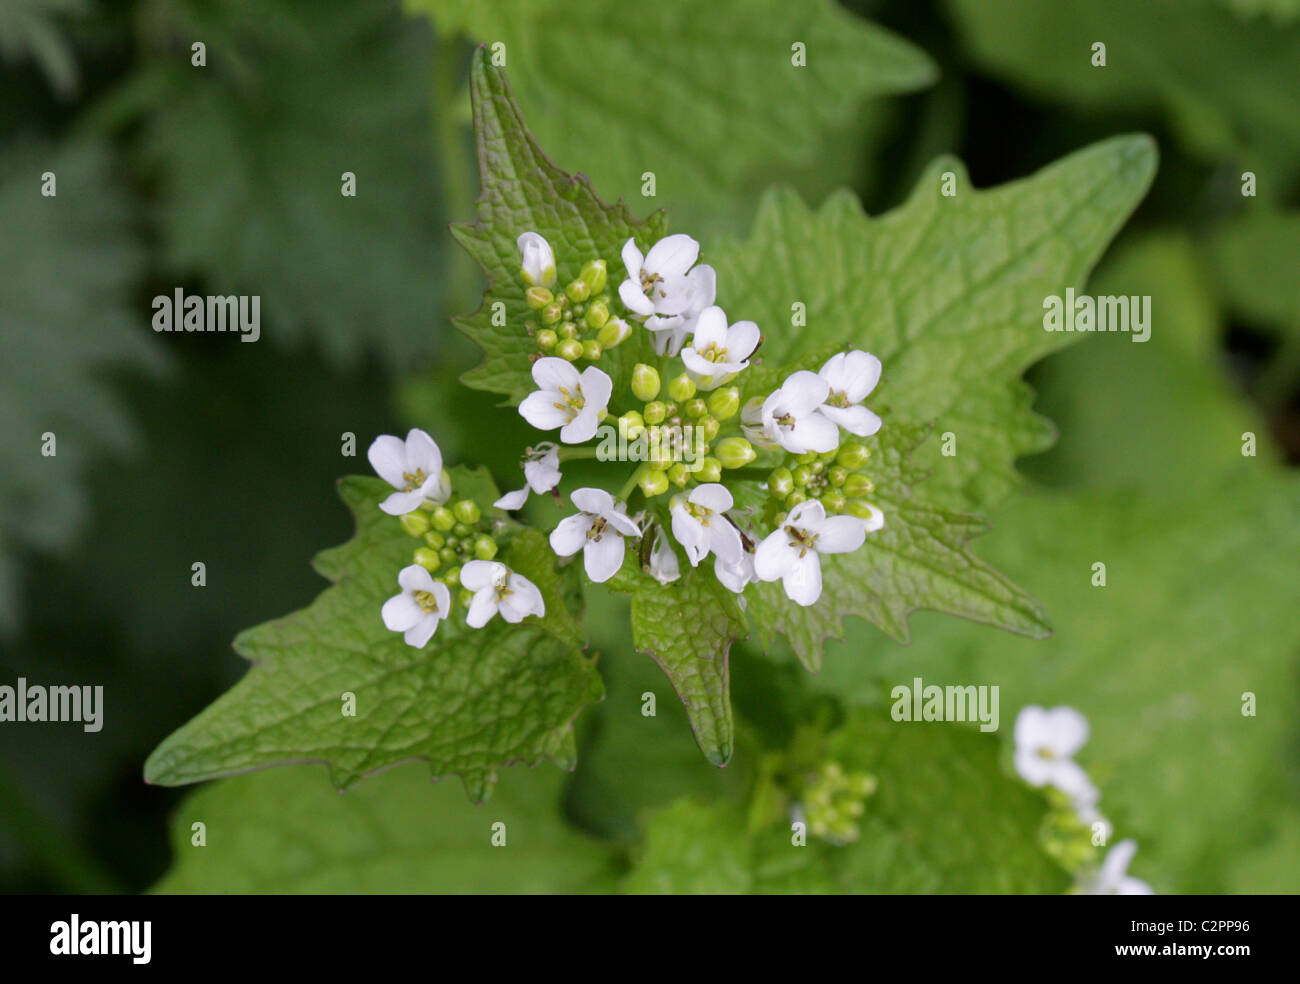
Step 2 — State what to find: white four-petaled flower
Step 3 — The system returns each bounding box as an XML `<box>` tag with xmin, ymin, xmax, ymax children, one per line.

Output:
<box><xmin>760</xmin><ymin>371</ymin><xmax>839</xmax><ymax>454</ymax></box>
<box><xmin>381</xmin><ymin>564</ymin><xmax>451</xmax><ymax>648</ymax></box>
<box><xmin>494</xmin><ymin>443</ymin><xmax>562</xmax><ymax>510</ymax></box>
<box><xmin>518</xmin><ymin>357</ymin><xmax>612</xmax><ymax>444</ymax></box>
<box><xmin>680</xmin><ymin>306</ymin><xmax>760</xmax><ymax>390</ymax></box>
<box><xmin>1013</xmin><ymin>705</ymin><xmax>1099</xmax><ymax>806</ymax></box>
<box><xmin>517</xmin><ymin>231</ymin><xmax>556</xmax><ymax>288</ymax></box>
<box><xmin>816</xmin><ymin>350</ymin><xmax>883</xmax><ymax>437</ymax></box>
<box><xmin>1083</xmin><ymin>840</ymin><xmax>1155</xmax><ymax>895</ymax></box>
<box><xmin>670</xmin><ymin>483</ymin><xmax>743</xmax><ymax>567</ymax></box>
<box><xmin>619</xmin><ymin>234</ymin><xmax>701</xmax><ymax>318</ymax></box>
<box><xmin>460</xmin><ymin>560</ymin><xmax>546</xmax><ymax>628</ymax></box>
<box><xmin>549</xmin><ymin>488</ymin><xmax>641</xmax><ymax>583</ymax></box>
<box><xmin>645</xmin><ymin>264</ymin><xmax>716</xmax><ymax>357</ymax></box>
<box><xmin>368</xmin><ymin>428</ymin><xmax>452</xmax><ymax>516</ymax></box>
<box><xmin>754</xmin><ymin>500</ymin><xmax>866</xmax><ymax>606</ymax></box>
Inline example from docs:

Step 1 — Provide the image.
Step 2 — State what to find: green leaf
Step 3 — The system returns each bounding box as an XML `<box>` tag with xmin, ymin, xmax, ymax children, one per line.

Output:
<box><xmin>144</xmin><ymin>471</ymin><xmax>604</xmax><ymax>802</ymax></box>
<box><xmin>0</xmin><ymin>140</ymin><xmax>166</xmax><ymax>636</ymax></box>
<box><xmin>414</xmin><ymin>0</ymin><xmax>935</xmax><ymax>221</ymax></box>
<box><xmin>0</xmin><ymin>0</ymin><xmax>84</xmax><ymax>96</ymax></box>
<box><xmin>453</xmin><ymin>46</ymin><xmax>665</xmax><ymax>404</ymax></box>
<box><xmin>153</xmin><ymin>760</ymin><xmax>619</xmax><ymax>893</ymax></box>
<box><xmin>127</xmin><ymin>0</ymin><xmax>446</xmax><ymax>367</ymax></box>
<box><xmin>1206</xmin><ymin>207</ymin><xmax>1300</xmax><ymax>332</ymax></box>
<box><xmin>624</xmin><ymin>709</ymin><xmax>1069</xmax><ymax>894</ymax></box>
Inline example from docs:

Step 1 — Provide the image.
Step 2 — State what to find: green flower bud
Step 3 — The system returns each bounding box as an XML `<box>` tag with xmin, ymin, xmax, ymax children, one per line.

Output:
<box><xmin>667</xmin><ymin>373</ymin><xmax>696</xmax><ymax>402</ymax></box>
<box><xmin>715</xmin><ymin>437</ymin><xmax>756</xmax><ymax>469</ymax></box>
<box><xmin>536</xmin><ymin>328</ymin><xmax>558</xmax><ymax>351</ymax></box>
<box><xmin>843</xmin><ymin>473</ymin><xmax>875</xmax><ymax>498</ymax></box>
<box><xmin>697</xmin><ymin>457</ymin><xmax>722</xmax><ymax>482</ymax></box>
<box><xmin>565</xmin><ymin>278</ymin><xmax>591</xmax><ymax>303</ymax></box>
<box><xmin>582</xmin><ymin>339</ymin><xmax>603</xmax><ymax>361</ymax></box>
<box><xmin>667</xmin><ymin>462</ymin><xmax>691</xmax><ymax>487</ymax></box>
<box><xmin>525</xmin><ymin>286</ymin><xmax>554</xmax><ymax>310</ymax></box>
<box><xmin>585</xmin><ymin>298</ymin><xmax>610</xmax><ymax>330</ymax></box>
<box><xmin>474</xmin><ymin>535</ymin><xmax>499</xmax><ymax>561</ymax></box>
<box><xmin>791</xmin><ymin>464</ymin><xmax>812</xmax><ymax>487</ymax></box>
<box><xmin>837</xmin><ymin>442</ymin><xmax>871</xmax><ymax>470</ymax></box>
<box><xmin>845</xmin><ymin>500</ymin><xmax>876</xmax><ymax>521</ymax></box>
<box><xmin>453</xmin><ymin>499</ymin><xmax>481</xmax><ymax>525</ymax></box>
<box><xmin>639</xmin><ymin>468</ymin><xmax>670</xmax><ymax>497</ymax></box>
<box><xmin>828</xmin><ymin>465</ymin><xmax>848</xmax><ymax>487</ymax></box>
<box><xmin>400</xmin><ymin>511</ymin><xmax>430</xmax><ymax>537</ymax></box>
<box><xmin>423</xmin><ymin>531</ymin><xmax>445</xmax><ymax>550</ymax></box>
<box><xmin>785</xmin><ymin>490</ymin><xmax>807</xmax><ymax>508</ymax></box>
<box><xmin>557</xmin><ymin>320</ymin><xmax>579</xmax><ymax>339</ymax></box>
<box><xmin>643</xmin><ymin>400</ymin><xmax>668</xmax><ymax>425</ymax></box>
<box><xmin>619</xmin><ymin>410</ymin><xmax>646</xmax><ymax>440</ymax></box>
<box><xmin>580</xmin><ymin>259</ymin><xmax>608</xmax><ymax>294</ymax></box>
<box><xmin>677</xmin><ymin>397</ymin><xmax>702</xmax><ymax>420</ymax></box>
<box><xmin>596</xmin><ymin>317</ymin><xmax>631</xmax><ymax>349</ymax></box>
<box><xmin>442</xmin><ymin>565</ymin><xmax>462</xmax><ymax>587</ymax></box>
<box><xmin>458</xmin><ymin>588</ymin><xmax>474</xmax><ymax>609</ymax></box>
<box><xmin>453</xmin><ymin>521</ymin><xmax>473</xmax><ymax>537</ymax></box>
<box><xmin>440</xmin><ymin>546</ymin><xmax>459</xmax><ymax>565</ymax></box>
<box><xmin>768</xmin><ymin>467</ymin><xmax>794</xmax><ymax>499</ymax></box>
<box><xmin>706</xmin><ymin>386</ymin><xmax>740</xmax><ymax>420</ymax></box>
<box><xmin>557</xmin><ymin>338</ymin><xmax>584</xmax><ymax>361</ymax></box>
<box><xmin>541</xmin><ymin>302</ymin><xmax>564</xmax><ymax>326</ymax></box>
<box><xmin>631</xmin><ymin>364</ymin><xmax>662</xmax><ymax>402</ymax></box>
<box><xmin>822</xmin><ymin>489</ymin><xmax>847</xmax><ymax>513</ymax></box>
<box><xmin>698</xmin><ymin>415</ymin><xmax>720</xmax><ymax>441</ymax></box>
<box><xmin>431</xmin><ymin>506</ymin><xmax>456</xmax><ymax>531</ymax></box>
<box><xmin>414</xmin><ymin>547</ymin><xmax>441</xmax><ymax>571</ymax></box>
<box><xmin>797</xmin><ymin>450</ymin><xmax>819</xmax><ymax>465</ymax></box>
<box><xmin>811</xmin><ymin>460</ymin><xmax>825</xmax><ymax>475</ymax></box>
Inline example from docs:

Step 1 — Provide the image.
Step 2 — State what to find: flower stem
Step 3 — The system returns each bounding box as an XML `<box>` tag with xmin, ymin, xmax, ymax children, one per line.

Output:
<box><xmin>618</xmin><ymin>464</ymin><xmax>648</xmax><ymax>502</ymax></box>
<box><xmin>557</xmin><ymin>445</ymin><xmax>604</xmax><ymax>462</ymax></box>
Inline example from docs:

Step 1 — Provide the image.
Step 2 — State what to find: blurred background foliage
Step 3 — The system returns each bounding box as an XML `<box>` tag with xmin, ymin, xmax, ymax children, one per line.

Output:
<box><xmin>0</xmin><ymin>0</ymin><xmax>1295</xmax><ymax>893</ymax></box>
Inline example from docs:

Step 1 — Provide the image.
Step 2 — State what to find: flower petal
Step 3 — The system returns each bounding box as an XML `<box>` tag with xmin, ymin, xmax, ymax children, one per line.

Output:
<box><xmin>620</xmin><ymin>238</ymin><xmax>644</xmax><ymax>280</ymax></box>
<box><xmin>584</xmin><ymin>532</ymin><xmax>625</xmax><ymax>583</ymax></box>
<box><xmin>619</xmin><ymin>279</ymin><xmax>655</xmax><ymax>316</ymax></box>
<box><xmin>782</xmin><ymin>553</ymin><xmax>823</xmax><ymax>606</ymax></box>
<box><xmin>691</xmin><ymin>306</ymin><xmax>727</xmax><ymax>350</ymax></box>
<box><xmin>814</xmin><ymin>514</ymin><xmax>867</xmax><ymax>555</ymax></box>
<box><xmin>381</xmin><ymin>593</ymin><xmax>423</xmax><ymax>632</ymax></box>
<box><xmin>689</xmin><ymin>482</ymin><xmax>734</xmax><ymax>513</ymax></box>
<box><xmin>501</xmin><ymin>574</ymin><xmax>545</xmax><ymax>621</ymax></box>
<box><xmin>404</xmin><ymin>428</ymin><xmax>442</xmax><ymax>478</ymax></box>
<box><xmin>379</xmin><ymin>489</ymin><xmax>426</xmax><ymax>516</ymax></box>
<box><xmin>559</xmin><ymin>407</ymin><xmax>600</xmax><ymax>444</ymax></box>
<box><xmin>578</xmin><ymin>366</ymin><xmax>613</xmax><ymax>411</ymax></box>
<box><xmin>532</xmin><ymin>356</ymin><xmax>580</xmax><ymax>392</ymax></box>
<box><xmin>785</xmin><ymin>498</ymin><xmax>827</xmax><ymax>530</ymax></box>
<box><xmin>819</xmin><ymin>403</ymin><xmax>882</xmax><ymax>437</ymax></box>
<box><xmin>727</xmin><ymin>320</ymin><xmax>760</xmax><ymax>361</ymax></box>
<box><xmin>570</xmin><ymin>486</ymin><xmax>613</xmax><ymax>515</ymax></box>
<box><xmin>753</xmin><ymin>530</ymin><xmax>797</xmax><ymax>582</ymax></box>
<box><xmin>494</xmin><ymin>487</ymin><xmax>530</xmax><ymax>510</ymax></box>
<box><xmin>404</xmin><ymin>614</ymin><xmax>439</xmax><ymax>648</ymax></box>
<box><xmin>549</xmin><ymin>513</ymin><xmax>591</xmax><ymax>557</ymax></box>
<box><xmin>644</xmin><ymin>234</ymin><xmax>699</xmax><ymax>278</ymax></box>
<box><xmin>670</xmin><ymin>506</ymin><xmax>707</xmax><ymax>566</ymax></box>
<box><xmin>841</xmin><ymin>350</ymin><xmax>882</xmax><ymax>401</ymax></box>
<box><xmin>607</xmin><ymin>508</ymin><xmax>641</xmax><ymax>537</ymax></box>
<box><xmin>398</xmin><ymin>564</ymin><xmax>436</xmax><ymax>592</ymax></box>
<box><xmin>790</xmin><ymin>410</ymin><xmax>840</xmax><ymax>454</ymax></box>
<box><xmin>782</xmin><ymin>370</ymin><xmax>831</xmax><ymax>414</ymax></box>
<box><xmin>366</xmin><ymin>434</ymin><xmax>408</xmax><ymax>488</ymax></box>
<box><xmin>465</xmin><ymin>589</ymin><xmax>497</xmax><ymax>628</ymax></box>
<box><xmin>680</xmin><ymin>347</ymin><xmax>718</xmax><ymax>377</ymax></box>
<box><xmin>459</xmin><ymin>559</ymin><xmax>502</xmax><ymax>593</ymax></box>
<box><xmin>519</xmin><ymin>391</ymin><xmax>571</xmax><ymax>432</ymax></box>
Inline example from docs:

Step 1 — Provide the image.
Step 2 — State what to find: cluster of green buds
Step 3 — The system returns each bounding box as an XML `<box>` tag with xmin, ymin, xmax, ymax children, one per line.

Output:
<box><xmin>616</xmin><ymin>363</ymin><xmax>755</xmax><ymax>498</ymax></box>
<box><xmin>1040</xmin><ymin>787</ymin><xmax>1105</xmax><ymax>872</ymax></box>
<box><xmin>399</xmin><ymin>498</ymin><xmax>499</xmax><ymax>609</ymax></box>
<box><xmin>800</xmin><ymin>760</ymin><xmax>878</xmax><ymax>845</ymax></box>
<box><xmin>525</xmin><ymin>258</ymin><xmax>631</xmax><ymax>362</ymax></box>
<box><xmin>766</xmin><ymin>441</ymin><xmax>875</xmax><ymax>520</ymax></box>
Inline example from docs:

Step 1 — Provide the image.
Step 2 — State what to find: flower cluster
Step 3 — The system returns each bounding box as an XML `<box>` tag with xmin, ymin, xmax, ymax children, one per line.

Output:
<box><xmin>368</xmin><ymin>229</ymin><xmax>887</xmax><ymax>647</ymax></box>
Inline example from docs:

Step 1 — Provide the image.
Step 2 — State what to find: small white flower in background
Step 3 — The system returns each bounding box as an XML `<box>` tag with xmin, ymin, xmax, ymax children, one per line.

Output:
<box><xmin>494</xmin><ymin>443</ymin><xmax>562</xmax><ymax>510</ymax></box>
<box><xmin>549</xmin><ymin>488</ymin><xmax>640</xmax><ymax>583</ymax></box>
<box><xmin>646</xmin><ymin>264</ymin><xmax>716</xmax><ymax>357</ymax></box>
<box><xmin>714</xmin><ymin>549</ymin><xmax>755</xmax><ymax>594</ymax></box>
<box><xmin>857</xmin><ymin>501</ymin><xmax>885</xmax><ymax>533</ymax></box>
<box><xmin>1013</xmin><ymin>705</ymin><xmax>1098</xmax><ymax>805</ymax></box>
<box><xmin>368</xmin><ymin>428</ymin><xmax>452</xmax><ymax>516</ymax></box>
<box><xmin>517</xmin><ymin>231</ymin><xmax>556</xmax><ymax>288</ymax></box>
<box><xmin>817</xmin><ymin>350</ymin><xmax>883</xmax><ymax>437</ymax></box>
<box><xmin>1082</xmin><ymin>839</ymin><xmax>1155</xmax><ymax>895</ymax></box>
<box><xmin>760</xmin><ymin>370</ymin><xmax>839</xmax><ymax>454</ymax></box>
<box><xmin>670</xmin><ymin>483</ymin><xmax>743</xmax><ymax>567</ymax></box>
<box><xmin>518</xmin><ymin>357</ymin><xmax>612</xmax><ymax>444</ymax></box>
<box><xmin>618</xmin><ymin>234</ymin><xmax>701</xmax><ymax>317</ymax></box>
<box><xmin>681</xmin><ymin>306</ymin><xmax>760</xmax><ymax>390</ymax></box>
<box><xmin>754</xmin><ymin>499</ymin><xmax>866</xmax><ymax>606</ymax></box>
<box><xmin>646</xmin><ymin>526</ymin><xmax>681</xmax><ymax>585</ymax></box>
<box><xmin>381</xmin><ymin>565</ymin><xmax>451</xmax><ymax>648</ymax></box>
<box><xmin>460</xmin><ymin>560</ymin><xmax>546</xmax><ymax>628</ymax></box>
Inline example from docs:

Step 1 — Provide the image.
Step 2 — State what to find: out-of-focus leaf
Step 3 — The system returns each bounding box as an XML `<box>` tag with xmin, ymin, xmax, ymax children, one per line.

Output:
<box><xmin>0</xmin><ymin>0</ymin><xmax>84</xmax><ymax>96</ymax></box>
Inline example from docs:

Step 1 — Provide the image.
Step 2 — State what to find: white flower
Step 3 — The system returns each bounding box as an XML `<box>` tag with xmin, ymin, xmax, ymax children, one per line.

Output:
<box><xmin>1013</xmin><ymin>705</ymin><xmax>1098</xmax><ymax>804</ymax></box>
<box><xmin>368</xmin><ymin>428</ymin><xmax>452</xmax><ymax>516</ymax></box>
<box><xmin>645</xmin><ymin>264</ymin><xmax>716</xmax><ymax>357</ymax></box>
<box><xmin>460</xmin><ymin>560</ymin><xmax>546</xmax><ymax>628</ymax></box>
<box><xmin>646</xmin><ymin>526</ymin><xmax>681</xmax><ymax>585</ymax></box>
<box><xmin>549</xmin><ymin>487</ymin><xmax>640</xmax><ymax>583</ymax></box>
<box><xmin>754</xmin><ymin>499</ymin><xmax>866</xmax><ymax>606</ymax></box>
<box><xmin>858</xmin><ymin>502</ymin><xmax>886</xmax><ymax>532</ymax></box>
<box><xmin>618</xmin><ymin>234</ymin><xmax>701</xmax><ymax>317</ymax></box>
<box><xmin>1082</xmin><ymin>840</ymin><xmax>1155</xmax><ymax>895</ymax></box>
<box><xmin>816</xmin><ymin>350</ymin><xmax>883</xmax><ymax>437</ymax></box>
<box><xmin>494</xmin><ymin>443</ymin><xmax>562</xmax><ymax>510</ymax></box>
<box><xmin>517</xmin><ymin>231</ymin><xmax>556</xmax><ymax>288</ymax></box>
<box><xmin>760</xmin><ymin>371</ymin><xmax>839</xmax><ymax>454</ymax></box>
<box><xmin>518</xmin><ymin>357</ymin><xmax>612</xmax><ymax>444</ymax></box>
<box><xmin>670</xmin><ymin>483</ymin><xmax>743</xmax><ymax>567</ymax></box>
<box><xmin>740</xmin><ymin>396</ymin><xmax>781</xmax><ymax>450</ymax></box>
<box><xmin>714</xmin><ymin>549</ymin><xmax>755</xmax><ymax>594</ymax></box>
<box><xmin>381</xmin><ymin>565</ymin><xmax>451</xmax><ymax>648</ymax></box>
<box><xmin>680</xmin><ymin>306</ymin><xmax>760</xmax><ymax>390</ymax></box>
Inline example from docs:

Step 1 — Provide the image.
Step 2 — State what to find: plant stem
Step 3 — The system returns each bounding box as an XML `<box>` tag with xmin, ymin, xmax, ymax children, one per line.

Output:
<box><xmin>618</xmin><ymin>464</ymin><xmax>648</xmax><ymax>501</ymax></box>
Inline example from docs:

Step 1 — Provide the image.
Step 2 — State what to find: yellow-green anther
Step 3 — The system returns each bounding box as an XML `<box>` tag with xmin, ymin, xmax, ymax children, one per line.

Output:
<box><xmin>698</xmin><ymin>457</ymin><xmax>722</xmax><ymax>482</ymax></box>
<box><xmin>557</xmin><ymin>338</ymin><xmax>584</xmax><ymax>361</ymax></box>
<box><xmin>536</xmin><ymin>328</ymin><xmax>558</xmax><ymax>351</ymax></box>
<box><xmin>582</xmin><ymin>339</ymin><xmax>603</xmax><ymax>361</ymax></box>
<box><xmin>431</xmin><ymin>506</ymin><xmax>456</xmax><ymax>531</ymax></box>
<box><xmin>667</xmin><ymin>373</ymin><xmax>696</xmax><ymax>402</ymax></box>
<box><xmin>768</xmin><ymin>467</ymin><xmax>794</xmax><ymax>499</ymax></box>
<box><xmin>639</xmin><ymin>468</ymin><xmax>670</xmax><ymax>497</ymax></box>
<box><xmin>526</xmin><ymin>286</ymin><xmax>554</xmax><ymax>310</ymax></box>
<box><xmin>414</xmin><ymin>547</ymin><xmax>442</xmax><ymax>571</ymax></box>
<box><xmin>453</xmin><ymin>499</ymin><xmax>481</xmax><ymax>524</ymax></box>
<box><xmin>474</xmin><ymin>535</ymin><xmax>498</xmax><ymax>561</ymax></box>
<box><xmin>698</xmin><ymin>415</ymin><xmax>720</xmax><ymax>441</ymax></box>
<box><xmin>683</xmin><ymin>398</ymin><xmax>707</xmax><ymax>419</ymax></box>
<box><xmin>400</xmin><ymin>511</ymin><xmax>430</xmax><ymax>537</ymax></box>
<box><xmin>585</xmin><ymin>298</ymin><xmax>610</xmax><ymax>330</ymax></box>
<box><xmin>707</xmin><ymin>386</ymin><xmax>740</xmax><ymax>421</ymax></box>
<box><xmin>667</xmin><ymin>462</ymin><xmax>690</xmax><ymax>487</ymax></box>
<box><xmin>715</xmin><ymin>437</ymin><xmax>756</xmax><ymax>469</ymax></box>
<box><xmin>619</xmin><ymin>410</ymin><xmax>646</xmax><ymax>440</ymax></box>
<box><xmin>565</xmin><ymin>278</ymin><xmax>591</xmax><ymax>303</ymax></box>
<box><xmin>541</xmin><ymin>302</ymin><xmax>564</xmax><ymax>325</ymax></box>
<box><xmin>643</xmin><ymin>400</ymin><xmax>668</xmax><ymax>425</ymax></box>
<box><xmin>837</xmin><ymin>442</ymin><xmax>871</xmax><ymax>470</ymax></box>
<box><xmin>844</xmin><ymin>473</ymin><xmax>875</xmax><ymax>498</ymax></box>
<box><xmin>822</xmin><ymin>489</ymin><xmax>847</xmax><ymax>513</ymax></box>
<box><xmin>580</xmin><ymin>259</ymin><xmax>608</xmax><ymax>294</ymax></box>
<box><xmin>828</xmin><ymin>465</ymin><xmax>848</xmax><ymax>487</ymax></box>
<box><xmin>424</xmin><ymin>531</ymin><xmax>445</xmax><ymax>550</ymax></box>
<box><xmin>596</xmin><ymin>317</ymin><xmax>631</xmax><ymax>349</ymax></box>
<box><xmin>631</xmin><ymin>364</ymin><xmax>661</xmax><ymax>402</ymax></box>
